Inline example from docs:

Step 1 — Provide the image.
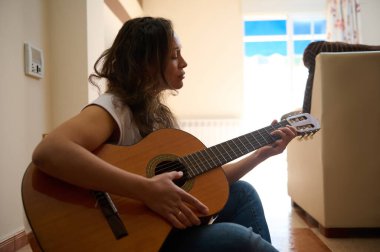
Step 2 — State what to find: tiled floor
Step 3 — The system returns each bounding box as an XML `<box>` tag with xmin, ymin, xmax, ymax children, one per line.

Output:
<box><xmin>17</xmin><ymin>153</ymin><xmax>380</xmax><ymax>252</ymax></box>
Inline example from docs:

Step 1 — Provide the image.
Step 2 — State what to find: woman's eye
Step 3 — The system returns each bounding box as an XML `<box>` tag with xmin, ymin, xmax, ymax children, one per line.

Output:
<box><xmin>172</xmin><ymin>49</ymin><xmax>180</xmax><ymax>59</ymax></box>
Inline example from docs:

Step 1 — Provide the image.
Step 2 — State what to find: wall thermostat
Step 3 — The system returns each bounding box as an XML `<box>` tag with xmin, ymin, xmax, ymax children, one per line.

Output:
<box><xmin>24</xmin><ymin>42</ymin><xmax>44</xmax><ymax>79</ymax></box>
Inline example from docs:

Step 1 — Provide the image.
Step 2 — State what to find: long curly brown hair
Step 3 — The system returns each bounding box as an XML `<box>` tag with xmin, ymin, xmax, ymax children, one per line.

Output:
<box><xmin>89</xmin><ymin>17</ymin><xmax>178</xmax><ymax>137</ymax></box>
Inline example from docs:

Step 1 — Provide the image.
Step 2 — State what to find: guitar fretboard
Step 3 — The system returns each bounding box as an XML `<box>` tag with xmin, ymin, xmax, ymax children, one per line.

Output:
<box><xmin>179</xmin><ymin>120</ymin><xmax>289</xmax><ymax>178</ymax></box>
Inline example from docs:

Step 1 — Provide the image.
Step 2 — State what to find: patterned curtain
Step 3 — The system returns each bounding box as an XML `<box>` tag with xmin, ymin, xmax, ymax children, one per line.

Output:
<box><xmin>326</xmin><ymin>0</ymin><xmax>361</xmax><ymax>43</ymax></box>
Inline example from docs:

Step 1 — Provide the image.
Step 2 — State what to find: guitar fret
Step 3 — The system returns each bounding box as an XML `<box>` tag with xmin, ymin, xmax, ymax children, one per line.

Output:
<box><xmin>182</xmin><ymin>156</ymin><xmax>196</xmax><ymax>177</ymax></box>
<box><xmin>219</xmin><ymin>143</ymin><xmax>233</xmax><ymax>162</ymax></box>
<box><xmin>234</xmin><ymin>140</ymin><xmax>244</xmax><ymax>155</ymax></box>
<box><xmin>244</xmin><ymin>134</ymin><xmax>256</xmax><ymax>150</ymax></box>
<box><xmin>225</xmin><ymin>141</ymin><xmax>239</xmax><ymax>159</ymax></box>
<box><xmin>209</xmin><ymin>145</ymin><xmax>227</xmax><ymax>165</ymax></box>
<box><xmin>253</xmin><ymin>130</ymin><xmax>268</xmax><ymax>145</ymax></box>
<box><xmin>199</xmin><ymin>150</ymin><xmax>213</xmax><ymax>168</ymax></box>
<box><xmin>257</xmin><ymin>130</ymin><xmax>270</xmax><ymax>145</ymax></box>
<box><xmin>188</xmin><ymin>153</ymin><xmax>203</xmax><ymax>175</ymax></box>
<box><xmin>204</xmin><ymin>150</ymin><xmax>218</xmax><ymax>167</ymax></box>
<box><xmin>194</xmin><ymin>151</ymin><xmax>209</xmax><ymax>173</ymax></box>
<box><xmin>265</xmin><ymin>126</ymin><xmax>279</xmax><ymax>142</ymax></box>
<box><xmin>246</xmin><ymin>133</ymin><xmax>261</xmax><ymax>149</ymax></box>
<box><xmin>262</xmin><ymin>130</ymin><xmax>272</xmax><ymax>143</ymax></box>
<box><xmin>231</xmin><ymin>139</ymin><xmax>245</xmax><ymax>155</ymax></box>
<box><xmin>240</xmin><ymin>134</ymin><xmax>255</xmax><ymax>151</ymax></box>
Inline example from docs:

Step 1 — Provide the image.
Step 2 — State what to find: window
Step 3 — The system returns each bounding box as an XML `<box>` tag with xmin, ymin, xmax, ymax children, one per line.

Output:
<box><xmin>244</xmin><ymin>20</ymin><xmax>287</xmax><ymax>57</ymax></box>
<box><xmin>243</xmin><ymin>17</ymin><xmax>326</xmax><ymax>128</ymax></box>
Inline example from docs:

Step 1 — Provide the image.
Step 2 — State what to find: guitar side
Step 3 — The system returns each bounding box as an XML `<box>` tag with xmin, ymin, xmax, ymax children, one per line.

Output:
<box><xmin>22</xmin><ymin>129</ymin><xmax>229</xmax><ymax>252</ymax></box>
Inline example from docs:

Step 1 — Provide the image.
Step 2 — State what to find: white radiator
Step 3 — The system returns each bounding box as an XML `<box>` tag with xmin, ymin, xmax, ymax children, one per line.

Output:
<box><xmin>178</xmin><ymin>118</ymin><xmax>243</xmax><ymax>147</ymax></box>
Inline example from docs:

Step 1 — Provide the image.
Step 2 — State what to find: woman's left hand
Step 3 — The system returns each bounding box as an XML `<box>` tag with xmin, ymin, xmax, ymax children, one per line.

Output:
<box><xmin>257</xmin><ymin>120</ymin><xmax>298</xmax><ymax>158</ymax></box>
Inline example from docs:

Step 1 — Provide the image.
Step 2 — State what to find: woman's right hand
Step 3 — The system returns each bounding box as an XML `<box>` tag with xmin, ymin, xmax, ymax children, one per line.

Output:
<box><xmin>140</xmin><ymin>171</ymin><xmax>209</xmax><ymax>229</ymax></box>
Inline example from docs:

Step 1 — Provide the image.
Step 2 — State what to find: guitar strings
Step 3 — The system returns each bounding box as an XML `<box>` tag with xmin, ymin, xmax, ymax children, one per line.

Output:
<box><xmin>154</xmin><ymin>122</ymin><xmax>287</xmax><ymax>175</ymax></box>
<box><xmin>152</xmin><ymin>122</ymin><xmax>288</xmax><ymax>176</ymax></box>
<box><xmin>152</xmin><ymin>122</ymin><xmax>285</xmax><ymax>175</ymax></box>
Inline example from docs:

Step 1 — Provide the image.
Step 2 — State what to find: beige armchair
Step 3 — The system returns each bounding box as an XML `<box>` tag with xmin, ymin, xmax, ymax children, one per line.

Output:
<box><xmin>287</xmin><ymin>46</ymin><xmax>380</xmax><ymax>237</ymax></box>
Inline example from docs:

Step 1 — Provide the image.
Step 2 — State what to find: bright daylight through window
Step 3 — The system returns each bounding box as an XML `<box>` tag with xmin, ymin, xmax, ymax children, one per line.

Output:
<box><xmin>243</xmin><ymin>17</ymin><xmax>326</xmax><ymax>128</ymax></box>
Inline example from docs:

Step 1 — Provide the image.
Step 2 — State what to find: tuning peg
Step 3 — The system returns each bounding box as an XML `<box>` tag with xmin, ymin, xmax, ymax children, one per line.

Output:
<box><xmin>297</xmin><ymin>134</ymin><xmax>305</xmax><ymax>140</ymax></box>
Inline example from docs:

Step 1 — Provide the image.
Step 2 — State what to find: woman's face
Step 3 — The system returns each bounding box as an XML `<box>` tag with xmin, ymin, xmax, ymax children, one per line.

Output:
<box><xmin>164</xmin><ymin>34</ymin><xmax>188</xmax><ymax>90</ymax></box>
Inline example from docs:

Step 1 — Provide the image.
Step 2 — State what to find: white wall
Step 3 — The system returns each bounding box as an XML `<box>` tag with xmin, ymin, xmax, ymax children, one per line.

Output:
<box><xmin>47</xmin><ymin>0</ymin><xmax>89</xmax><ymax>127</ymax></box>
<box><xmin>242</xmin><ymin>0</ymin><xmax>325</xmax><ymax>16</ymax></box>
<box><xmin>143</xmin><ymin>0</ymin><xmax>244</xmax><ymax>119</ymax></box>
<box><xmin>87</xmin><ymin>0</ymin><xmax>107</xmax><ymax>102</ymax></box>
<box><xmin>104</xmin><ymin>4</ymin><xmax>123</xmax><ymax>49</ymax></box>
<box><xmin>0</xmin><ymin>0</ymin><xmax>105</xmax><ymax>243</ymax></box>
<box><xmin>0</xmin><ymin>0</ymin><xmax>49</xmax><ymax>241</ymax></box>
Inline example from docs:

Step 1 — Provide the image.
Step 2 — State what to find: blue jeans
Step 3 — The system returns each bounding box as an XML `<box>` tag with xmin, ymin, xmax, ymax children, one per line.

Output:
<box><xmin>160</xmin><ymin>180</ymin><xmax>278</xmax><ymax>252</ymax></box>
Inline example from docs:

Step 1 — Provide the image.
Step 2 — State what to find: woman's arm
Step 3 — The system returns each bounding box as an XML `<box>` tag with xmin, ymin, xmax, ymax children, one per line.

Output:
<box><xmin>32</xmin><ymin>105</ymin><xmax>146</xmax><ymax>197</ymax></box>
<box><xmin>222</xmin><ymin>123</ymin><xmax>297</xmax><ymax>184</ymax></box>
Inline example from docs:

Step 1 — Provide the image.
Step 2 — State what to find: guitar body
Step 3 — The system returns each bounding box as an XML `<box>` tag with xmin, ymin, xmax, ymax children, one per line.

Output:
<box><xmin>22</xmin><ymin>129</ymin><xmax>229</xmax><ymax>252</ymax></box>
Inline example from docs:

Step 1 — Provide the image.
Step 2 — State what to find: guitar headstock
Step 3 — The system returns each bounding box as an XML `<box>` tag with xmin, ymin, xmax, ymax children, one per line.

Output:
<box><xmin>285</xmin><ymin>113</ymin><xmax>320</xmax><ymax>137</ymax></box>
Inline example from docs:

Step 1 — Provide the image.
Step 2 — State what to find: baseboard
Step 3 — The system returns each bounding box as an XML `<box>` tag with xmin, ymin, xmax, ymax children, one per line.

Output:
<box><xmin>0</xmin><ymin>230</ymin><xmax>28</xmax><ymax>252</ymax></box>
<box><xmin>319</xmin><ymin>226</ymin><xmax>380</xmax><ymax>238</ymax></box>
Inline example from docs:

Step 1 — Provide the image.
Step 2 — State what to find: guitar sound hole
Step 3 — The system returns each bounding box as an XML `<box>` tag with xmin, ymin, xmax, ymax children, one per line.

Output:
<box><xmin>155</xmin><ymin>160</ymin><xmax>187</xmax><ymax>187</ymax></box>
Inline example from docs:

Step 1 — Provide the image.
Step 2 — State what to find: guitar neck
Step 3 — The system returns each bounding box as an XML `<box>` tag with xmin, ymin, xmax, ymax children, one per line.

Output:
<box><xmin>179</xmin><ymin>120</ymin><xmax>289</xmax><ymax>178</ymax></box>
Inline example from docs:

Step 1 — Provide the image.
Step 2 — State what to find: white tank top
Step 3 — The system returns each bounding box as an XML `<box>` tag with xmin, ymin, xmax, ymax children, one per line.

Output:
<box><xmin>88</xmin><ymin>93</ymin><xmax>142</xmax><ymax>146</ymax></box>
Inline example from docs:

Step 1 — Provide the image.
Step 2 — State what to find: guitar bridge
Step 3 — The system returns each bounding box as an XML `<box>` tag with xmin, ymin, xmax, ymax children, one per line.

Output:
<box><xmin>93</xmin><ymin>191</ymin><xmax>128</xmax><ymax>239</ymax></box>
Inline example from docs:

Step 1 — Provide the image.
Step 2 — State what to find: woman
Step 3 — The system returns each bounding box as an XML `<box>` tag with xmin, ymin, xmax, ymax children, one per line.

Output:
<box><xmin>32</xmin><ymin>17</ymin><xmax>296</xmax><ymax>251</ymax></box>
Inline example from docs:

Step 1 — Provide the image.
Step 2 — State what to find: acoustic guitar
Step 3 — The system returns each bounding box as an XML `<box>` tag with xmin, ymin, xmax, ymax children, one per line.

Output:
<box><xmin>22</xmin><ymin>113</ymin><xmax>320</xmax><ymax>252</ymax></box>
